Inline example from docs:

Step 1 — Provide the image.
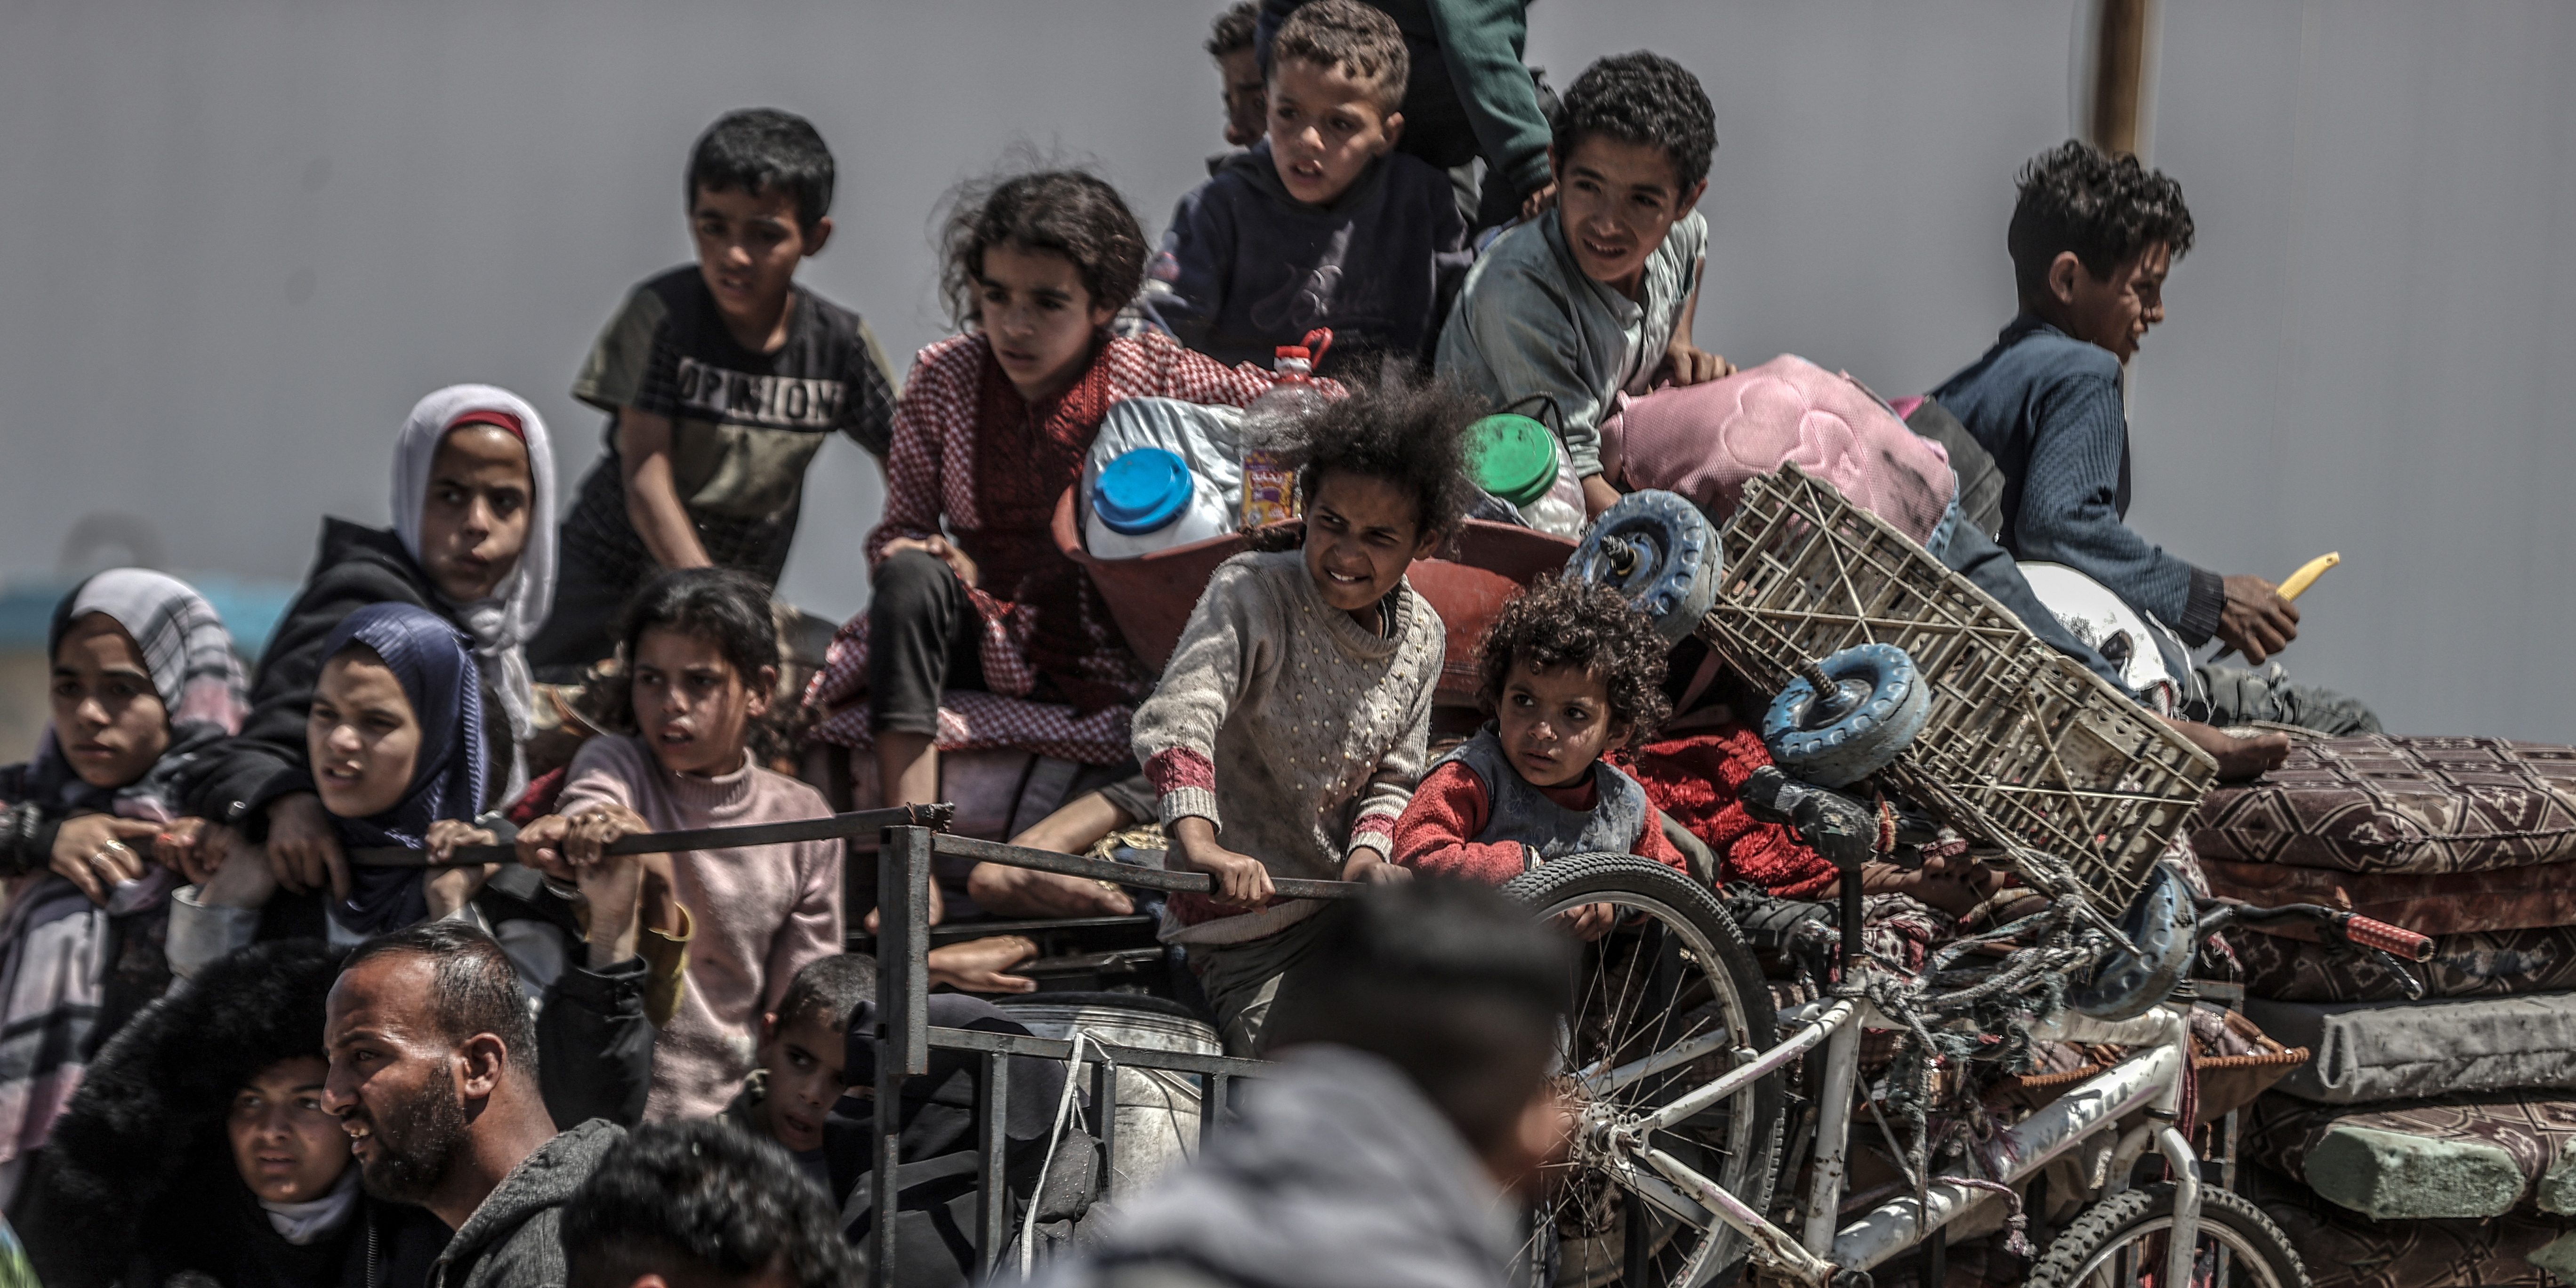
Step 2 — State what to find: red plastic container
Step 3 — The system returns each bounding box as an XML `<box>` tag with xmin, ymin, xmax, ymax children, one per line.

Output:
<box><xmin>1050</xmin><ymin>486</ymin><xmax>1576</xmax><ymax>705</ymax></box>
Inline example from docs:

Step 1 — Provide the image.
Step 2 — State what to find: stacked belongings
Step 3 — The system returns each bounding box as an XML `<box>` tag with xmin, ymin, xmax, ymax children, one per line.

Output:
<box><xmin>2196</xmin><ymin>734</ymin><xmax>2576</xmax><ymax>1286</ymax></box>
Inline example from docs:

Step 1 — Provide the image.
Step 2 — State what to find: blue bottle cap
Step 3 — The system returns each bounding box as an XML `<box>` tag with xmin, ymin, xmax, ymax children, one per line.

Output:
<box><xmin>1093</xmin><ymin>448</ymin><xmax>1196</xmax><ymax>535</ymax></box>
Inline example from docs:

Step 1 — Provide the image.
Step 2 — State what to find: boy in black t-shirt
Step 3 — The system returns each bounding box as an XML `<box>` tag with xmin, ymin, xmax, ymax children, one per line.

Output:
<box><xmin>531</xmin><ymin>108</ymin><xmax>898</xmax><ymax>678</ymax></box>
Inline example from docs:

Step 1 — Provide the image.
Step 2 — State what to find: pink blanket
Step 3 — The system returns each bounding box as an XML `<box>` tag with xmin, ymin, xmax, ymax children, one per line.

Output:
<box><xmin>1599</xmin><ymin>354</ymin><xmax>1955</xmax><ymax>542</ymax></box>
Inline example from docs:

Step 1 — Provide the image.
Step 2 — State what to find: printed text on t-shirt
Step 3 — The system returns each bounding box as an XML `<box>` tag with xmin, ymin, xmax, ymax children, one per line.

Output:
<box><xmin>672</xmin><ymin>357</ymin><xmax>846</xmax><ymax>429</ymax></box>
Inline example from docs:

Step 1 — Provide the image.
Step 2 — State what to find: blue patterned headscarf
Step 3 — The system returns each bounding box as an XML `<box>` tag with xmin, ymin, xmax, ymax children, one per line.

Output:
<box><xmin>316</xmin><ymin>601</ymin><xmax>485</xmax><ymax>933</ymax></box>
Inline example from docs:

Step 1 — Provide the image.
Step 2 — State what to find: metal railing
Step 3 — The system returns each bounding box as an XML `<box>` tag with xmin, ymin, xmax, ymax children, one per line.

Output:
<box><xmin>866</xmin><ymin>824</ymin><xmax>1365</xmax><ymax>1284</ymax></box>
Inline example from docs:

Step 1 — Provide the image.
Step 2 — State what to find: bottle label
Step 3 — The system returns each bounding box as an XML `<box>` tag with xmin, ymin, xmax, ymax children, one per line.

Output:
<box><xmin>1241</xmin><ymin>450</ymin><xmax>1298</xmax><ymax>528</ymax></box>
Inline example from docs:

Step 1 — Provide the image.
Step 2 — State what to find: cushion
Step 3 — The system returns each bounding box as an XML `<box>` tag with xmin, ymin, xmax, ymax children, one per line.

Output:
<box><xmin>2245</xmin><ymin>1093</ymin><xmax>2576</xmax><ymax>1219</ymax></box>
<box><xmin>2247</xmin><ymin>993</ymin><xmax>2576</xmax><ymax>1104</ymax></box>
<box><xmin>2192</xmin><ymin>735</ymin><xmax>2576</xmax><ymax>874</ymax></box>
<box><xmin>2203</xmin><ymin>860</ymin><xmax>2576</xmax><ymax>937</ymax></box>
<box><xmin>1596</xmin><ymin>354</ymin><xmax>1955</xmax><ymax>542</ymax></box>
<box><xmin>2231</xmin><ymin>924</ymin><xmax>2576</xmax><ymax>1004</ymax></box>
<box><xmin>2246</xmin><ymin>1164</ymin><xmax>2575</xmax><ymax>1288</ymax></box>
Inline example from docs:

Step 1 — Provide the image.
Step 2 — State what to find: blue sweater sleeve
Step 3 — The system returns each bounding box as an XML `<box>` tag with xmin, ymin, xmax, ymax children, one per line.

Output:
<box><xmin>2013</xmin><ymin>374</ymin><xmax>2226</xmax><ymax>644</ymax></box>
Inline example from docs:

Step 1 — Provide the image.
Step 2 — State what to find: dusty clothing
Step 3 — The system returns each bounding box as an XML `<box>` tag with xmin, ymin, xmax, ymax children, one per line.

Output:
<box><xmin>1393</xmin><ymin>728</ymin><xmax>1681</xmax><ymax>884</ymax></box>
<box><xmin>1190</xmin><ymin>909</ymin><xmax>1341</xmax><ymax>1057</ymax></box>
<box><xmin>1149</xmin><ymin>141</ymin><xmax>1471</xmax><ymax>371</ymax></box>
<box><xmin>1931</xmin><ymin>314</ymin><xmax>2226</xmax><ymax>645</ymax></box>
<box><xmin>183</xmin><ymin>519</ymin><xmax>515</xmax><ymax>834</ymax></box>
<box><xmin>1436</xmin><ymin>207</ymin><xmax>1706</xmax><ymax>480</ymax></box>
<box><xmin>555</xmin><ymin>736</ymin><xmax>841</xmax><ymax>1120</ymax></box>
<box><xmin>430</xmin><ymin>1119</ymin><xmax>625</xmax><ymax>1288</ymax></box>
<box><xmin>2192</xmin><ymin>662</ymin><xmax>2381</xmax><ymax>735</ymax></box>
<box><xmin>1038</xmin><ymin>1045</ymin><xmax>1519</xmax><ymax>1288</ymax></box>
<box><xmin>558</xmin><ymin>267</ymin><xmax>898</xmax><ymax>585</ymax></box>
<box><xmin>1132</xmin><ymin>552</ymin><xmax>1441</xmax><ymax>946</ymax></box>
<box><xmin>861</xmin><ymin>330</ymin><xmax>1288</xmax><ymax>715</ymax></box>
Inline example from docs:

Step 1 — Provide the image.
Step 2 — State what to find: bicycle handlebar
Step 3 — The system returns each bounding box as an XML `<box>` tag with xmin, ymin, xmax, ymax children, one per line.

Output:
<box><xmin>2199</xmin><ymin>898</ymin><xmax>2435</xmax><ymax>963</ymax></box>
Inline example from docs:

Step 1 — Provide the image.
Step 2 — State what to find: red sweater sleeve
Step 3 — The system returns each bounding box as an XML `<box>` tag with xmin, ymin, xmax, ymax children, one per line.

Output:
<box><xmin>1392</xmin><ymin>763</ymin><xmax>1529</xmax><ymax>885</ymax></box>
<box><xmin>1634</xmin><ymin>808</ymin><xmax>1688</xmax><ymax>872</ymax></box>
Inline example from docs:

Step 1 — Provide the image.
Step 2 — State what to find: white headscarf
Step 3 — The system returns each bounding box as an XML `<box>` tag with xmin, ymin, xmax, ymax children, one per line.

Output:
<box><xmin>392</xmin><ymin>384</ymin><xmax>556</xmax><ymax>803</ymax></box>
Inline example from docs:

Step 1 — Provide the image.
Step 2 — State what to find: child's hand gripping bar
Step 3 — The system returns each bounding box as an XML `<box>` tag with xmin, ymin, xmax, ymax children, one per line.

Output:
<box><xmin>348</xmin><ymin>802</ymin><xmax>959</xmax><ymax>868</ymax></box>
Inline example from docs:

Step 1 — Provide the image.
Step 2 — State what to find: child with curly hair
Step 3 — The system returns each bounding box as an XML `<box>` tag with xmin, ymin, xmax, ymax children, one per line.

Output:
<box><xmin>1130</xmin><ymin>375</ymin><xmax>1475</xmax><ymax>1054</ymax></box>
<box><xmin>1393</xmin><ymin>577</ymin><xmax>1684</xmax><ymax>933</ymax></box>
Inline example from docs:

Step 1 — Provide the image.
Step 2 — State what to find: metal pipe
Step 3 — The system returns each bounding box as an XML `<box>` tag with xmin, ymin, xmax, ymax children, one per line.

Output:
<box><xmin>867</xmin><ymin>824</ymin><xmax>934</xmax><ymax>1288</ymax></box>
<box><xmin>932</xmin><ymin>831</ymin><xmax>1363</xmax><ymax>901</ymax></box>
<box><xmin>1634</xmin><ymin>1000</ymin><xmax>1852</xmax><ymax>1134</ymax></box>
<box><xmin>1643</xmin><ymin>1147</ymin><xmax>1840</xmax><ymax>1288</ymax></box>
<box><xmin>1829</xmin><ymin>1043</ymin><xmax>2182</xmax><ymax>1272</ymax></box>
<box><xmin>2159</xmin><ymin>1125</ymin><xmax>2202</xmax><ymax>1288</ymax></box>
<box><xmin>1800</xmin><ymin>1017</ymin><xmax>1865</xmax><ymax>1253</ymax></box>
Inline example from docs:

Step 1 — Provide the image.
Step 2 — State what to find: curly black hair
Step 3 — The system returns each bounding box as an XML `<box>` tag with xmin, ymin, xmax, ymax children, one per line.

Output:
<box><xmin>1474</xmin><ymin>575</ymin><xmax>1673</xmax><ymax>743</ymax></box>
<box><xmin>1290</xmin><ymin>368</ymin><xmax>1481</xmax><ymax>541</ymax></box>
<box><xmin>939</xmin><ymin>169</ymin><xmax>1148</xmax><ymax>329</ymax></box>
<box><xmin>565</xmin><ymin>1120</ymin><xmax>861</xmax><ymax>1288</ymax></box>
<box><xmin>1273</xmin><ymin>0</ymin><xmax>1410</xmax><ymax>113</ymax></box>
<box><xmin>2007</xmin><ymin>140</ymin><xmax>2196</xmax><ymax>300</ymax></box>
<box><xmin>1553</xmin><ymin>51</ymin><xmax>1717</xmax><ymax>193</ymax></box>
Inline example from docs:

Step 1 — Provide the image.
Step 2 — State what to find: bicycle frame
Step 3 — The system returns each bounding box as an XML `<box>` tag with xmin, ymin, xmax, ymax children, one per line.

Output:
<box><xmin>1580</xmin><ymin>985</ymin><xmax>2199</xmax><ymax>1288</ymax></box>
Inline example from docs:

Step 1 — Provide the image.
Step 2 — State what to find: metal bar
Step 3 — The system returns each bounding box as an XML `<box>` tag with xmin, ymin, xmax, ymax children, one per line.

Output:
<box><xmin>1636</xmin><ymin>999</ymin><xmax>1852</xmax><ymax>1135</ymax></box>
<box><xmin>931</xmin><ymin>832</ymin><xmax>1364</xmax><ymax>901</ymax></box>
<box><xmin>1799</xmin><ymin>1015</ymin><xmax>1864</xmax><ymax>1254</ymax></box>
<box><xmin>1581</xmin><ymin>1027</ymin><xmax>1733</xmax><ymax>1099</ymax></box>
<box><xmin>1199</xmin><ymin>1073</ymin><xmax>1229</xmax><ymax>1150</ymax></box>
<box><xmin>1829</xmin><ymin>1043</ymin><xmax>2182</xmax><ymax>1273</ymax></box>
<box><xmin>866</xmin><ymin>823</ymin><xmax>935</xmax><ymax>1288</ymax></box>
<box><xmin>2159</xmin><ymin>1125</ymin><xmax>2201</xmax><ymax>1288</ymax></box>
<box><xmin>353</xmin><ymin>803</ymin><xmax>953</xmax><ymax>867</ymax></box>
<box><xmin>1641</xmin><ymin>1148</ymin><xmax>1838</xmax><ymax>1288</ymax></box>
<box><xmin>925</xmin><ymin>1025</ymin><xmax>1274</xmax><ymax>1080</ymax></box>
<box><xmin>974</xmin><ymin>1051</ymin><xmax>1010</xmax><ymax>1276</ymax></box>
<box><xmin>1091</xmin><ymin>1056</ymin><xmax>1121</xmax><ymax>1200</ymax></box>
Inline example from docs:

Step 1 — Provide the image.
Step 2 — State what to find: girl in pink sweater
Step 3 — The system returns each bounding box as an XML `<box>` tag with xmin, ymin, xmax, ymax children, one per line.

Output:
<box><xmin>518</xmin><ymin>569</ymin><xmax>841</xmax><ymax>1120</ymax></box>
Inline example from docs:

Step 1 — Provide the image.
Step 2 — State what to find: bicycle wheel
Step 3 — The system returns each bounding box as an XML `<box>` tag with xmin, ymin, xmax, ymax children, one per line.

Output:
<box><xmin>2029</xmin><ymin>1183</ymin><xmax>2309</xmax><ymax>1288</ymax></box>
<box><xmin>1501</xmin><ymin>854</ymin><xmax>1787</xmax><ymax>1288</ymax></box>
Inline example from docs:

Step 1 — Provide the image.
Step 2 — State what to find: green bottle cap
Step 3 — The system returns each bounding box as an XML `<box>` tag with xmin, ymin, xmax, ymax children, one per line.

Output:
<box><xmin>1466</xmin><ymin>414</ymin><xmax>1560</xmax><ymax>507</ymax></box>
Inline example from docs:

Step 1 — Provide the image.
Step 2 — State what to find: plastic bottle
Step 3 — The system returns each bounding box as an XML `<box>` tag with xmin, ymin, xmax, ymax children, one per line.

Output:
<box><xmin>1465</xmin><ymin>413</ymin><xmax>1587</xmax><ymax>538</ymax></box>
<box><xmin>1240</xmin><ymin>331</ymin><xmax>1331</xmax><ymax>528</ymax></box>
<box><xmin>1085</xmin><ymin>447</ymin><xmax>1236</xmax><ymax>557</ymax></box>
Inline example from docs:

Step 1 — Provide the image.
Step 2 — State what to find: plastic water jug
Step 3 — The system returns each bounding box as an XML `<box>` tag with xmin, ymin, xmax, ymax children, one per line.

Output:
<box><xmin>1086</xmin><ymin>447</ymin><xmax>1235</xmax><ymax>557</ymax></box>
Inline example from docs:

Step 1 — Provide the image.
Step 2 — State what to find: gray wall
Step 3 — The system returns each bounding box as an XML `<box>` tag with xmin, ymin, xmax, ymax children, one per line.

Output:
<box><xmin>1</xmin><ymin>0</ymin><xmax>2568</xmax><ymax>738</ymax></box>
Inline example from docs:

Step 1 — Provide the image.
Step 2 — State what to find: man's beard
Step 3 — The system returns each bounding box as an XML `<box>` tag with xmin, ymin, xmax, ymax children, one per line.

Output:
<box><xmin>351</xmin><ymin>1087</ymin><xmax>470</xmax><ymax>1205</ymax></box>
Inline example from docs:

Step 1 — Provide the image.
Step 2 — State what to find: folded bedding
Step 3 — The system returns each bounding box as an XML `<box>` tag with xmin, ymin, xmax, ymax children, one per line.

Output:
<box><xmin>2246</xmin><ymin>992</ymin><xmax>2576</xmax><ymax>1104</ymax></box>
<box><xmin>2231</xmin><ymin>924</ymin><xmax>2576</xmax><ymax>1004</ymax></box>
<box><xmin>2244</xmin><ymin>1092</ymin><xmax>2576</xmax><ymax>1219</ymax></box>
<box><xmin>2204</xmin><ymin>860</ymin><xmax>2576</xmax><ymax>937</ymax></box>
<box><xmin>2193</xmin><ymin>735</ymin><xmax>2576</xmax><ymax>874</ymax></box>
<box><xmin>2246</xmin><ymin>1164</ymin><xmax>2576</xmax><ymax>1288</ymax></box>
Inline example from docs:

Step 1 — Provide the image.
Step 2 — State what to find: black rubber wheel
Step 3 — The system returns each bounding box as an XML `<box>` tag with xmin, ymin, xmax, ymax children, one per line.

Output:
<box><xmin>1569</xmin><ymin>490</ymin><xmax>1720</xmax><ymax>645</ymax></box>
<box><xmin>1759</xmin><ymin>643</ymin><xmax>1931</xmax><ymax>789</ymax></box>
<box><xmin>1499</xmin><ymin>854</ymin><xmax>1786</xmax><ymax>1288</ymax></box>
<box><xmin>2029</xmin><ymin>1183</ymin><xmax>2310</xmax><ymax>1288</ymax></box>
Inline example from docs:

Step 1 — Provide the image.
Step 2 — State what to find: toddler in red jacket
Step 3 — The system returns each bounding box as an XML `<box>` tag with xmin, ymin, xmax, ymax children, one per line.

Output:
<box><xmin>1394</xmin><ymin>577</ymin><xmax>1684</xmax><ymax>933</ymax></box>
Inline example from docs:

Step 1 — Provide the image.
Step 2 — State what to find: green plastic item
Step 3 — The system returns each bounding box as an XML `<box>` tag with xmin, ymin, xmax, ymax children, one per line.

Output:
<box><xmin>1466</xmin><ymin>414</ymin><xmax>1560</xmax><ymax>507</ymax></box>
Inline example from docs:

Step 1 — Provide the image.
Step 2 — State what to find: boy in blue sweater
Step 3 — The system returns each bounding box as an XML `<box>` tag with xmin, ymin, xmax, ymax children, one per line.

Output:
<box><xmin>1148</xmin><ymin>0</ymin><xmax>1471</xmax><ymax>374</ymax></box>
<box><xmin>1932</xmin><ymin>142</ymin><xmax>2374</xmax><ymax>736</ymax></box>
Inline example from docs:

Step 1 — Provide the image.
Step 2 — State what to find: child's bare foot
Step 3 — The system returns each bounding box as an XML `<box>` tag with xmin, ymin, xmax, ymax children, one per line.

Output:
<box><xmin>2161</xmin><ymin>716</ymin><xmax>2292</xmax><ymax>781</ymax></box>
<box><xmin>967</xmin><ymin>862</ymin><xmax>1134</xmax><ymax>918</ymax></box>
<box><xmin>929</xmin><ymin>935</ymin><xmax>1040</xmax><ymax>994</ymax></box>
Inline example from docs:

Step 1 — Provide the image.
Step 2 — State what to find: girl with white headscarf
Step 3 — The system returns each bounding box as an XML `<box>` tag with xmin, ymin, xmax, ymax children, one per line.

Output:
<box><xmin>181</xmin><ymin>384</ymin><xmax>555</xmax><ymax>912</ymax></box>
<box><xmin>0</xmin><ymin>569</ymin><xmax>250</xmax><ymax>1202</ymax></box>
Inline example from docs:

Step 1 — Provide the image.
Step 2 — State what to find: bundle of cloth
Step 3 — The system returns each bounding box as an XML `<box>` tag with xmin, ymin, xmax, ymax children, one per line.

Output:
<box><xmin>2193</xmin><ymin>733</ymin><xmax>2576</xmax><ymax>1285</ymax></box>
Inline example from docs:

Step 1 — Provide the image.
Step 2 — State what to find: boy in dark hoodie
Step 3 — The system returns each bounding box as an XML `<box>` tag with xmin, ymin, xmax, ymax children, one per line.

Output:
<box><xmin>1038</xmin><ymin>880</ymin><xmax>1574</xmax><ymax>1288</ymax></box>
<box><xmin>1148</xmin><ymin>0</ymin><xmax>1471</xmax><ymax>374</ymax></box>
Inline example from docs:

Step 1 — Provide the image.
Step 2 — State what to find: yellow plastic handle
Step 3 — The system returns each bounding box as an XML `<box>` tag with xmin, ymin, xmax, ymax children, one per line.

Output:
<box><xmin>2278</xmin><ymin>552</ymin><xmax>2341</xmax><ymax>601</ymax></box>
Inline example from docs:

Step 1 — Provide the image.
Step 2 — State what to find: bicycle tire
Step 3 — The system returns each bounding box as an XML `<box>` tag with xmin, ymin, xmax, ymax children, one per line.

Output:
<box><xmin>2028</xmin><ymin>1183</ymin><xmax>2310</xmax><ymax>1288</ymax></box>
<box><xmin>1500</xmin><ymin>854</ymin><xmax>1787</xmax><ymax>1288</ymax></box>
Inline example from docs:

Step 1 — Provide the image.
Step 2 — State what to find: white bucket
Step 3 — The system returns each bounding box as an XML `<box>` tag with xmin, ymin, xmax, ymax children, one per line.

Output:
<box><xmin>997</xmin><ymin>992</ymin><xmax>1222</xmax><ymax>1192</ymax></box>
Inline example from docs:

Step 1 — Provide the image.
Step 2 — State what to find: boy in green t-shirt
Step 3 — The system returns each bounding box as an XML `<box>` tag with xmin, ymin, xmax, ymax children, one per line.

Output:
<box><xmin>531</xmin><ymin>108</ymin><xmax>898</xmax><ymax>679</ymax></box>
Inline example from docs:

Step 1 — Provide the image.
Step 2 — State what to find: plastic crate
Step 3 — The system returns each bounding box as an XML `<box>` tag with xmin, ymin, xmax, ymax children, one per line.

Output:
<box><xmin>1700</xmin><ymin>463</ymin><xmax>2217</xmax><ymax>915</ymax></box>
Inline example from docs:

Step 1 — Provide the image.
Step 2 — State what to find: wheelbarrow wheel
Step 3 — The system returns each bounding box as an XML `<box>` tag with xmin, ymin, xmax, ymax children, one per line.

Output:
<box><xmin>1760</xmin><ymin>643</ymin><xmax>1930</xmax><ymax>789</ymax></box>
<box><xmin>1501</xmin><ymin>853</ymin><xmax>1785</xmax><ymax>1288</ymax></box>
<box><xmin>1570</xmin><ymin>490</ymin><xmax>1719</xmax><ymax>645</ymax></box>
<box><xmin>2027</xmin><ymin>1183</ymin><xmax>2308</xmax><ymax>1288</ymax></box>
